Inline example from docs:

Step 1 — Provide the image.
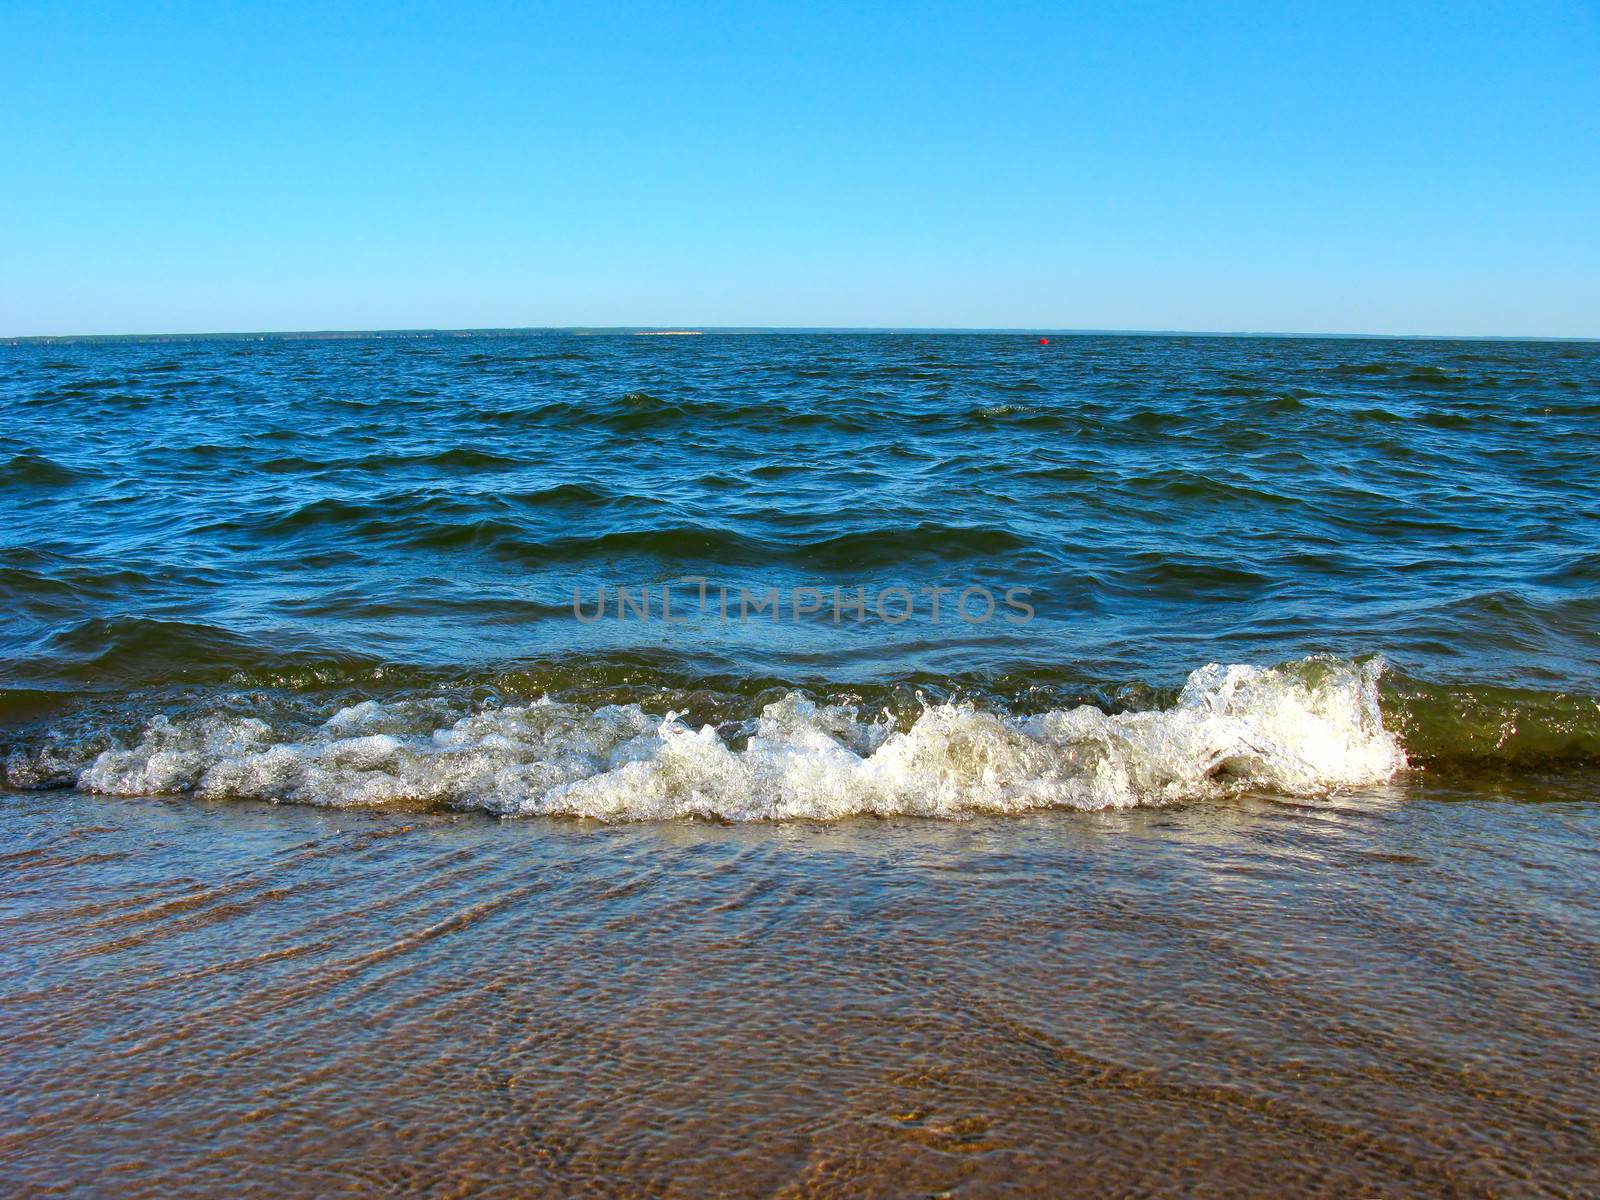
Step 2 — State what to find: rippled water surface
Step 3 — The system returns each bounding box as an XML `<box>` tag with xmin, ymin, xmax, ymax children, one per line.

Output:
<box><xmin>2</xmin><ymin>332</ymin><xmax>1597</xmax><ymax>1195</ymax></box>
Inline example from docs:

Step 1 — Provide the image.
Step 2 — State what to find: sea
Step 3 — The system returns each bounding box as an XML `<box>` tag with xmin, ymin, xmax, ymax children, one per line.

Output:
<box><xmin>2</xmin><ymin>331</ymin><xmax>1597</xmax><ymax>1196</ymax></box>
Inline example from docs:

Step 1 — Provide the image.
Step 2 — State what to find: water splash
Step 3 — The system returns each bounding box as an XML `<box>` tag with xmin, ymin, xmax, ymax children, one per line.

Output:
<box><xmin>9</xmin><ymin>657</ymin><xmax>1404</xmax><ymax>820</ymax></box>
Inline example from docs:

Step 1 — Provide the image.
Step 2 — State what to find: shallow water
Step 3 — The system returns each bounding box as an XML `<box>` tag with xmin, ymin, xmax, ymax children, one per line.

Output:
<box><xmin>2</xmin><ymin>786</ymin><xmax>1596</xmax><ymax>1196</ymax></box>
<box><xmin>2</xmin><ymin>331</ymin><xmax>1598</xmax><ymax>1194</ymax></box>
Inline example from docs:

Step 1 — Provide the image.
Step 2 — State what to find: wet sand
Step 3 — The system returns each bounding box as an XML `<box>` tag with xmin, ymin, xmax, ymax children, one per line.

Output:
<box><xmin>3</xmin><ymin>784</ymin><xmax>1596</xmax><ymax>1197</ymax></box>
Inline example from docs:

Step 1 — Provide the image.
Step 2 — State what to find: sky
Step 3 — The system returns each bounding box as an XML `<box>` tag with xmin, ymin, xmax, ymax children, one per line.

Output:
<box><xmin>3</xmin><ymin>0</ymin><xmax>1598</xmax><ymax>338</ymax></box>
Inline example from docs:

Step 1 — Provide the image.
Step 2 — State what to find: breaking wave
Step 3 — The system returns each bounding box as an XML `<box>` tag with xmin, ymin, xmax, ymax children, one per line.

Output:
<box><xmin>4</xmin><ymin>658</ymin><xmax>1404</xmax><ymax>820</ymax></box>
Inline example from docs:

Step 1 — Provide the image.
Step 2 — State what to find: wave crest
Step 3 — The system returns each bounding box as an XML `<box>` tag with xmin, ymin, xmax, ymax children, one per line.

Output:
<box><xmin>10</xmin><ymin>658</ymin><xmax>1404</xmax><ymax>820</ymax></box>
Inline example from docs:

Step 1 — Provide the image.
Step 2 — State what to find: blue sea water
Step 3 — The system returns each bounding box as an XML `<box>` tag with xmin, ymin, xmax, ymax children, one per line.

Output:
<box><xmin>1</xmin><ymin>331</ymin><xmax>1598</xmax><ymax>816</ymax></box>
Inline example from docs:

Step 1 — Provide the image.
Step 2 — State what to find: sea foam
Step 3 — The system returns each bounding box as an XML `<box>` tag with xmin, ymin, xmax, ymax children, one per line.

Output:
<box><xmin>31</xmin><ymin>658</ymin><xmax>1404</xmax><ymax>820</ymax></box>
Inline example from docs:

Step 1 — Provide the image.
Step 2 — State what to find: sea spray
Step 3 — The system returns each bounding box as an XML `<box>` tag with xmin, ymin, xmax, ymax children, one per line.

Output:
<box><xmin>9</xmin><ymin>657</ymin><xmax>1406</xmax><ymax>820</ymax></box>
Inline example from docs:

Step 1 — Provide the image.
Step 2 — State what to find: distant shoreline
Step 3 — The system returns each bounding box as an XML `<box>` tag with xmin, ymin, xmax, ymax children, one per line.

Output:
<box><xmin>4</xmin><ymin>326</ymin><xmax>1596</xmax><ymax>346</ymax></box>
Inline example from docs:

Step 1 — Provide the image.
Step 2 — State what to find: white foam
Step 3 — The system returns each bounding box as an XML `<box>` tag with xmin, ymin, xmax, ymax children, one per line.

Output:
<box><xmin>64</xmin><ymin>658</ymin><xmax>1403</xmax><ymax>820</ymax></box>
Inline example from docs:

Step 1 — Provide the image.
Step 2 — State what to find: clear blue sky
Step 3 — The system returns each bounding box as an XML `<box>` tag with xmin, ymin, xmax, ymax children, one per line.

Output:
<box><xmin>4</xmin><ymin>0</ymin><xmax>1597</xmax><ymax>338</ymax></box>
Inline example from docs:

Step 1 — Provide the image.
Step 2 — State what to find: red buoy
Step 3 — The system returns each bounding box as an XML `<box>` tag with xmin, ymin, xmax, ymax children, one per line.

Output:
<box><xmin>1039</xmin><ymin>337</ymin><xmax>1049</xmax><ymax>345</ymax></box>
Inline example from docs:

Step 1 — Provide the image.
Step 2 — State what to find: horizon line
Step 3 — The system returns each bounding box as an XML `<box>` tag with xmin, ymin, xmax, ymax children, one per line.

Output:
<box><xmin>4</xmin><ymin>324</ymin><xmax>1597</xmax><ymax>346</ymax></box>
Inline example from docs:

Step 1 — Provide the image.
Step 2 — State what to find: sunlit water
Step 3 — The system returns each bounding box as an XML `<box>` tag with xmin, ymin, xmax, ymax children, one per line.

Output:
<box><xmin>2</xmin><ymin>332</ymin><xmax>1597</xmax><ymax>1194</ymax></box>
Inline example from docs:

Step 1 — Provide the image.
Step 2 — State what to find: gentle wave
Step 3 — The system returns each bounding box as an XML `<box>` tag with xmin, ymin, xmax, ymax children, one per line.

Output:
<box><xmin>189</xmin><ymin>508</ymin><xmax>1034</xmax><ymax>568</ymax></box>
<box><xmin>1383</xmin><ymin>675</ymin><xmax>1600</xmax><ymax>767</ymax></box>
<box><xmin>4</xmin><ymin>658</ymin><xmax>1405</xmax><ymax>818</ymax></box>
<box><xmin>1</xmin><ymin>452</ymin><xmax>93</xmax><ymax>488</ymax></box>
